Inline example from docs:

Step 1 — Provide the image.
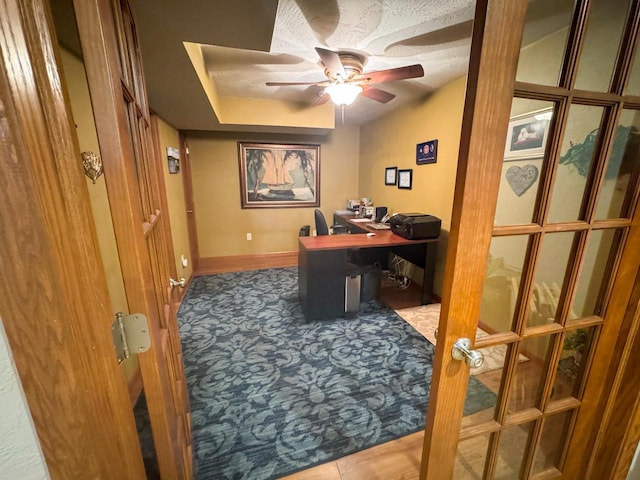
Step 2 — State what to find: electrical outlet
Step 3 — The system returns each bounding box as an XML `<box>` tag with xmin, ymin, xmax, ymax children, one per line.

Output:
<box><xmin>246</xmin><ymin>233</ymin><xmax>252</xmax><ymax>241</ymax></box>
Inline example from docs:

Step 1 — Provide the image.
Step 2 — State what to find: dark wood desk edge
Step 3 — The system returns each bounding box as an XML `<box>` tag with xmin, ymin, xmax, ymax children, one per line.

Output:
<box><xmin>298</xmin><ymin>232</ymin><xmax>436</xmax><ymax>251</ymax></box>
<box><xmin>334</xmin><ymin>212</ymin><xmax>380</xmax><ymax>233</ymax></box>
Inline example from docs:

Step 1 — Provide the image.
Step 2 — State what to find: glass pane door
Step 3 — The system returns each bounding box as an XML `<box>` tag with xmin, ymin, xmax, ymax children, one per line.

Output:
<box><xmin>453</xmin><ymin>0</ymin><xmax>640</xmax><ymax>478</ymax></box>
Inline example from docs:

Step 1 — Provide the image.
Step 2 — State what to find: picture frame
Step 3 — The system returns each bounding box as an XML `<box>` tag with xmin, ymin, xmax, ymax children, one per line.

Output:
<box><xmin>167</xmin><ymin>146</ymin><xmax>180</xmax><ymax>174</ymax></box>
<box><xmin>385</xmin><ymin>166</ymin><xmax>397</xmax><ymax>185</ymax></box>
<box><xmin>504</xmin><ymin>107</ymin><xmax>552</xmax><ymax>160</ymax></box>
<box><xmin>238</xmin><ymin>142</ymin><xmax>320</xmax><ymax>208</ymax></box>
<box><xmin>416</xmin><ymin>139</ymin><xmax>438</xmax><ymax>165</ymax></box>
<box><xmin>397</xmin><ymin>169</ymin><xmax>413</xmax><ymax>190</ymax></box>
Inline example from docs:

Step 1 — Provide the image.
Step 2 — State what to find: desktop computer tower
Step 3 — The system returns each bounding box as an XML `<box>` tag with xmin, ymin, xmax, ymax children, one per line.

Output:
<box><xmin>345</xmin><ymin>266</ymin><xmax>380</xmax><ymax>313</ymax></box>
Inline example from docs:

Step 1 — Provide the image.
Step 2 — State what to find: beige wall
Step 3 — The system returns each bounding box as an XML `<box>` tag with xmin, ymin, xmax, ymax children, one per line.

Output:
<box><xmin>186</xmin><ymin>77</ymin><xmax>466</xmax><ymax>295</ymax></box>
<box><xmin>187</xmin><ymin>126</ymin><xmax>360</xmax><ymax>257</ymax></box>
<box><xmin>358</xmin><ymin>76</ymin><xmax>467</xmax><ymax>296</ymax></box>
<box><xmin>60</xmin><ymin>49</ymin><xmax>137</xmax><ymax>379</ymax></box>
<box><xmin>156</xmin><ymin>117</ymin><xmax>193</xmax><ymax>280</ymax></box>
<box><xmin>61</xmin><ymin>49</ymin><xmax>129</xmax><ymax>316</ymax></box>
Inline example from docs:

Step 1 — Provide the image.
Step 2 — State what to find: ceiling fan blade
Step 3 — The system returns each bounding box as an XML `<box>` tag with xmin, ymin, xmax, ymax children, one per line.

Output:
<box><xmin>266</xmin><ymin>80</ymin><xmax>326</xmax><ymax>87</ymax></box>
<box><xmin>313</xmin><ymin>92</ymin><xmax>331</xmax><ymax>106</ymax></box>
<box><xmin>315</xmin><ymin>47</ymin><xmax>346</xmax><ymax>79</ymax></box>
<box><xmin>356</xmin><ymin>64</ymin><xmax>424</xmax><ymax>84</ymax></box>
<box><xmin>361</xmin><ymin>86</ymin><xmax>396</xmax><ymax>104</ymax></box>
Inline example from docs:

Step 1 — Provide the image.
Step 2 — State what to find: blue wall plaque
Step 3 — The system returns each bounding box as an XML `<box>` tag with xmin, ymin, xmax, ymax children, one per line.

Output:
<box><xmin>416</xmin><ymin>139</ymin><xmax>438</xmax><ymax>165</ymax></box>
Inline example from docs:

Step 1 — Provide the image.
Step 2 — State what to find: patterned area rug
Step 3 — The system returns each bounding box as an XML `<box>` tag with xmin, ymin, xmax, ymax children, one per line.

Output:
<box><xmin>177</xmin><ymin>267</ymin><xmax>496</xmax><ymax>479</ymax></box>
<box><xmin>396</xmin><ymin>304</ymin><xmax>527</xmax><ymax>375</ymax></box>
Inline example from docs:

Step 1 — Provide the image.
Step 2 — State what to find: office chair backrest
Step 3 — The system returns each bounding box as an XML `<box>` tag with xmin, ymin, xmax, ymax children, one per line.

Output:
<box><xmin>299</xmin><ymin>225</ymin><xmax>310</xmax><ymax>236</ymax></box>
<box><xmin>314</xmin><ymin>209</ymin><xmax>329</xmax><ymax>236</ymax></box>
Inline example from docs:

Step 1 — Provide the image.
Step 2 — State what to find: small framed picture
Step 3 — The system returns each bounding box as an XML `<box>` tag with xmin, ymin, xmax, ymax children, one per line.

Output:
<box><xmin>385</xmin><ymin>166</ymin><xmax>397</xmax><ymax>185</ymax></box>
<box><xmin>398</xmin><ymin>169</ymin><xmax>413</xmax><ymax>189</ymax></box>
<box><xmin>504</xmin><ymin>108</ymin><xmax>552</xmax><ymax>160</ymax></box>
<box><xmin>416</xmin><ymin>139</ymin><xmax>437</xmax><ymax>165</ymax></box>
<box><xmin>167</xmin><ymin>146</ymin><xmax>180</xmax><ymax>174</ymax></box>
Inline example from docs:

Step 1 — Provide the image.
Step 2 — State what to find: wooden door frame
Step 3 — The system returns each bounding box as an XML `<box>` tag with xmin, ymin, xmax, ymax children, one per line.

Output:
<box><xmin>590</xmin><ymin>265</ymin><xmax>640</xmax><ymax>479</ymax></box>
<box><xmin>150</xmin><ymin>114</ymin><xmax>179</xmax><ymax>283</ymax></box>
<box><xmin>150</xmin><ymin>113</ymin><xmax>184</xmax><ymax>309</ymax></box>
<box><xmin>420</xmin><ymin>0</ymin><xmax>640</xmax><ymax>478</ymax></box>
<box><xmin>0</xmin><ymin>0</ymin><xmax>146</xmax><ymax>477</ymax></box>
<box><xmin>73</xmin><ymin>0</ymin><xmax>190</xmax><ymax>477</ymax></box>
<box><xmin>180</xmin><ymin>132</ymin><xmax>200</xmax><ymax>273</ymax></box>
<box><xmin>419</xmin><ymin>0</ymin><xmax>528</xmax><ymax>477</ymax></box>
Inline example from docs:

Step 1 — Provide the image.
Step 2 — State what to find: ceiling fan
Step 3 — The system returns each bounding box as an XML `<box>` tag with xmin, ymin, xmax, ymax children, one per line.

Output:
<box><xmin>266</xmin><ymin>47</ymin><xmax>425</xmax><ymax>107</ymax></box>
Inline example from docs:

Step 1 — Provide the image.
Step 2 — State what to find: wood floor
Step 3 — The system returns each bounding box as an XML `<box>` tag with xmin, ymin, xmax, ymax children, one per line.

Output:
<box><xmin>280</xmin><ymin>431</ymin><xmax>425</xmax><ymax>480</ymax></box>
<box><xmin>377</xmin><ymin>279</ymin><xmax>428</xmax><ymax>310</ymax></box>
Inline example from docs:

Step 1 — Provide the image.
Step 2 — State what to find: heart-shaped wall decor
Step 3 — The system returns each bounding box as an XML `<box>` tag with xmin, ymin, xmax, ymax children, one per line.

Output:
<box><xmin>506</xmin><ymin>164</ymin><xmax>539</xmax><ymax>196</ymax></box>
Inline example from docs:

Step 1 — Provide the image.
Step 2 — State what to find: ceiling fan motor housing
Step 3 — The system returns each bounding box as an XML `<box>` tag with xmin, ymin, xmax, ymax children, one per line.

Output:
<box><xmin>327</xmin><ymin>52</ymin><xmax>366</xmax><ymax>81</ymax></box>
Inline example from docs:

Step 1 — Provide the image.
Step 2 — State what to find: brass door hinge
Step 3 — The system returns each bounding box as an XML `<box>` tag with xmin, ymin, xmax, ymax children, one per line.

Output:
<box><xmin>111</xmin><ymin>312</ymin><xmax>151</xmax><ymax>364</ymax></box>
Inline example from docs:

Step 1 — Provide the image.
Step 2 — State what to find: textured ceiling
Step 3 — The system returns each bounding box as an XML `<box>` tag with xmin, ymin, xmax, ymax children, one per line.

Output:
<box><xmin>202</xmin><ymin>0</ymin><xmax>476</xmax><ymax>126</ymax></box>
<box><xmin>64</xmin><ymin>0</ymin><xmax>579</xmax><ymax>133</ymax></box>
<box><xmin>132</xmin><ymin>0</ymin><xmax>476</xmax><ymax>132</ymax></box>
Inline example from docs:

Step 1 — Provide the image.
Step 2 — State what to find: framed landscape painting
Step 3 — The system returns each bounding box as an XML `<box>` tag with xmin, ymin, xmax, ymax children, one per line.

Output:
<box><xmin>238</xmin><ymin>142</ymin><xmax>320</xmax><ymax>208</ymax></box>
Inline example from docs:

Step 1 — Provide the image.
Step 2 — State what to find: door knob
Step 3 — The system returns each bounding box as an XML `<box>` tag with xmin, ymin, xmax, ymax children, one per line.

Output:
<box><xmin>170</xmin><ymin>277</ymin><xmax>186</xmax><ymax>288</ymax></box>
<box><xmin>452</xmin><ymin>338</ymin><xmax>485</xmax><ymax>369</ymax></box>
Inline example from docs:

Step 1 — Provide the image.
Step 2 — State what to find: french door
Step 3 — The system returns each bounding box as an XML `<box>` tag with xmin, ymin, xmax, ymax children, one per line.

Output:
<box><xmin>72</xmin><ymin>0</ymin><xmax>192</xmax><ymax>477</ymax></box>
<box><xmin>422</xmin><ymin>0</ymin><xmax>640</xmax><ymax>478</ymax></box>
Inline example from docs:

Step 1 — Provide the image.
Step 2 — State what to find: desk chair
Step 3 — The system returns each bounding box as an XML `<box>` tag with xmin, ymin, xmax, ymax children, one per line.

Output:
<box><xmin>299</xmin><ymin>225</ymin><xmax>310</xmax><ymax>236</ymax></box>
<box><xmin>314</xmin><ymin>209</ymin><xmax>347</xmax><ymax>235</ymax></box>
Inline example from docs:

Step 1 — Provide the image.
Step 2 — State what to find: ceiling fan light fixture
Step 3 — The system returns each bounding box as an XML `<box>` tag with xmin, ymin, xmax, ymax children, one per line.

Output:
<box><xmin>326</xmin><ymin>83</ymin><xmax>362</xmax><ymax>105</ymax></box>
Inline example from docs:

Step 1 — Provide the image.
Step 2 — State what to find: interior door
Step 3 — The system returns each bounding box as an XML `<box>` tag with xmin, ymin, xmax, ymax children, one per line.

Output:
<box><xmin>71</xmin><ymin>0</ymin><xmax>192</xmax><ymax>478</ymax></box>
<box><xmin>421</xmin><ymin>0</ymin><xmax>640</xmax><ymax>478</ymax></box>
<box><xmin>0</xmin><ymin>0</ymin><xmax>148</xmax><ymax>477</ymax></box>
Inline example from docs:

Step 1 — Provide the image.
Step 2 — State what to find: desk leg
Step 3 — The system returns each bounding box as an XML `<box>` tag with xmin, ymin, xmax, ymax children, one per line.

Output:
<box><xmin>299</xmin><ymin>247</ymin><xmax>347</xmax><ymax>321</ymax></box>
<box><xmin>422</xmin><ymin>242</ymin><xmax>438</xmax><ymax>304</ymax></box>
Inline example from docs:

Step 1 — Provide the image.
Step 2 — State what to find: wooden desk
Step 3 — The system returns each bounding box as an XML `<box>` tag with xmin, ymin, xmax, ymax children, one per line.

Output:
<box><xmin>298</xmin><ymin>218</ymin><xmax>438</xmax><ymax>320</ymax></box>
<box><xmin>332</xmin><ymin>212</ymin><xmax>383</xmax><ymax>234</ymax></box>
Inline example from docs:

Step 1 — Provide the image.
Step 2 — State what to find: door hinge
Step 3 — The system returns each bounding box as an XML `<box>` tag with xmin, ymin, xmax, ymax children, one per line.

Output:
<box><xmin>111</xmin><ymin>312</ymin><xmax>151</xmax><ymax>364</ymax></box>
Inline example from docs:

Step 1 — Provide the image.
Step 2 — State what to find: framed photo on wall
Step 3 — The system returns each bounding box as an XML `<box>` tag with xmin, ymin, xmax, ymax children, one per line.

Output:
<box><xmin>238</xmin><ymin>142</ymin><xmax>320</xmax><ymax>208</ymax></box>
<box><xmin>385</xmin><ymin>166</ymin><xmax>397</xmax><ymax>185</ymax></box>
<box><xmin>167</xmin><ymin>146</ymin><xmax>180</xmax><ymax>174</ymax></box>
<box><xmin>416</xmin><ymin>139</ymin><xmax>438</xmax><ymax>165</ymax></box>
<box><xmin>398</xmin><ymin>169</ymin><xmax>413</xmax><ymax>190</ymax></box>
<box><xmin>504</xmin><ymin>108</ymin><xmax>552</xmax><ymax>160</ymax></box>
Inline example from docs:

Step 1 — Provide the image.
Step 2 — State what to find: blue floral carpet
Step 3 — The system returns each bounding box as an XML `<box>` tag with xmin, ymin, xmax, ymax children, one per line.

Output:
<box><xmin>177</xmin><ymin>267</ymin><xmax>495</xmax><ymax>479</ymax></box>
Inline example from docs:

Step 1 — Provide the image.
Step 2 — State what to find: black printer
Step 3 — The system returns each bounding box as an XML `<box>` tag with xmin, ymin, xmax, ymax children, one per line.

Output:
<box><xmin>389</xmin><ymin>213</ymin><xmax>441</xmax><ymax>240</ymax></box>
